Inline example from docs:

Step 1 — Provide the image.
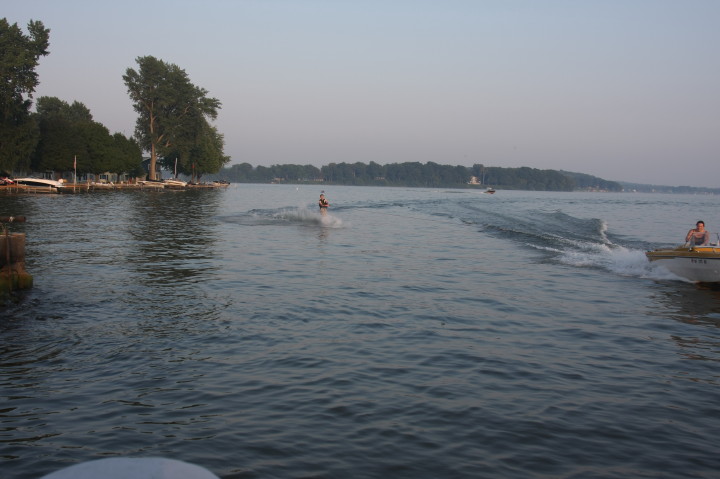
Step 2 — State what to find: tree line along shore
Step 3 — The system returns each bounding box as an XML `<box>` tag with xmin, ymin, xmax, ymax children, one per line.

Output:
<box><xmin>208</xmin><ymin>162</ymin><xmax>718</xmax><ymax>194</ymax></box>
<box><xmin>211</xmin><ymin>162</ymin><xmax>623</xmax><ymax>192</ymax></box>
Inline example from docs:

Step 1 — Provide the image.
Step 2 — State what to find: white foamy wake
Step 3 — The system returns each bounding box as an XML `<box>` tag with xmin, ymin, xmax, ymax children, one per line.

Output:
<box><xmin>557</xmin><ymin>242</ymin><xmax>689</xmax><ymax>282</ymax></box>
<box><xmin>274</xmin><ymin>206</ymin><xmax>345</xmax><ymax>228</ymax></box>
<box><xmin>319</xmin><ymin>213</ymin><xmax>344</xmax><ymax>228</ymax></box>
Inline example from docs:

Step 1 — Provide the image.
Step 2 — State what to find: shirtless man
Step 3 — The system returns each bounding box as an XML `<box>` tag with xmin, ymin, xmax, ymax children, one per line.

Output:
<box><xmin>686</xmin><ymin>220</ymin><xmax>710</xmax><ymax>246</ymax></box>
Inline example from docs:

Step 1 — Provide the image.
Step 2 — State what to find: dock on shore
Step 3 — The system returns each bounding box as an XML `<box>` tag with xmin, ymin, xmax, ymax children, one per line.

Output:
<box><xmin>0</xmin><ymin>181</ymin><xmax>230</xmax><ymax>194</ymax></box>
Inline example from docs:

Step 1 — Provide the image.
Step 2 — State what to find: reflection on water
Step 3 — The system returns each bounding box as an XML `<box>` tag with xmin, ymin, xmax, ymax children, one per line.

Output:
<box><xmin>0</xmin><ymin>189</ymin><xmax>226</xmax><ymax>320</ymax></box>
<box><xmin>122</xmin><ymin>190</ymin><xmax>226</xmax><ymax>323</ymax></box>
<box><xmin>654</xmin><ymin>282</ymin><xmax>720</xmax><ymax>326</ymax></box>
<box><xmin>648</xmin><ymin>282</ymin><xmax>720</xmax><ymax>371</ymax></box>
<box><xmin>128</xmin><ymin>190</ymin><xmax>223</xmax><ymax>283</ymax></box>
<box><xmin>0</xmin><ymin>194</ymin><xmax>43</xmax><ymax>243</ymax></box>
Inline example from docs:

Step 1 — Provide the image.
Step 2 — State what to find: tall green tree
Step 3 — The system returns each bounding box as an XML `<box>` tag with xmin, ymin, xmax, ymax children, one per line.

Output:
<box><xmin>123</xmin><ymin>56</ymin><xmax>221</xmax><ymax>180</ymax></box>
<box><xmin>0</xmin><ymin>18</ymin><xmax>50</xmax><ymax>173</ymax></box>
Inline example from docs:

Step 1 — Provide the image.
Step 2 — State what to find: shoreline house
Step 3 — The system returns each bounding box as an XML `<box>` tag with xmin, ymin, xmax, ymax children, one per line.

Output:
<box><xmin>141</xmin><ymin>157</ymin><xmax>164</xmax><ymax>180</ymax></box>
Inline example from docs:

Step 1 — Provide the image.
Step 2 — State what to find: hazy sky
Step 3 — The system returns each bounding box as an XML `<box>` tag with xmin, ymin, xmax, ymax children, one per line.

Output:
<box><xmin>6</xmin><ymin>0</ymin><xmax>720</xmax><ymax>187</ymax></box>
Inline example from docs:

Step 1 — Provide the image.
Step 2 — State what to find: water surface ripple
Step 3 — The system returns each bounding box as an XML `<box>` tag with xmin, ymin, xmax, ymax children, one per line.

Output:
<box><xmin>1</xmin><ymin>186</ymin><xmax>718</xmax><ymax>478</ymax></box>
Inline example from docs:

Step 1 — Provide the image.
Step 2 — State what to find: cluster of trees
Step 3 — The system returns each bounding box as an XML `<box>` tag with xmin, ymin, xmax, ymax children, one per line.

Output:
<box><xmin>33</xmin><ymin>97</ymin><xmax>143</xmax><ymax>177</ymax></box>
<box><xmin>220</xmin><ymin>163</ymin><xmax>323</xmax><ymax>183</ymax></box>
<box><xmin>475</xmin><ymin>165</ymin><xmax>577</xmax><ymax>191</ymax></box>
<box><xmin>0</xmin><ymin>18</ymin><xmax>229</xmax><ymax>180</ymax></box>
<box><xmin>214</xmin><ymin>161</ymin><xmax>623</xmax><ymax>192</ymax></box>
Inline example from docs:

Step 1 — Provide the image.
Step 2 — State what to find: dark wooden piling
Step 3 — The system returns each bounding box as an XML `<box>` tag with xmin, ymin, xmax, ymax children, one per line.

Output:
<box><xmin>1</xmin><ymin>217</ymin><xmax>33</xmax><ymax>292</ymax></box>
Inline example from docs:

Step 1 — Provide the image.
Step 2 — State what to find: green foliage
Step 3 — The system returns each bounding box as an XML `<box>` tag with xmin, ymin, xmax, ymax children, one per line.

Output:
<box><xmin>218</xmin><ymin>163</ymin><xmax>321</xmax><ymax>183</ymax></box>
<box><xmin>479</xmin><ymin>166</ymin><xmax>575</xmax><ymax>191</ymax></box>
<box><xmin>0</xmin><ymin>18</ymin><xmax>49</xmax><ymax>173</ymax></box>
<box><xmin>109</xmin><ymin>133</ymin><xmax>144</xmax><ymax>177</ymax></box>
<box><xmin>560</xmin><ymin>171</ymin><xmax>623</xmax><ymax>191</ymax></box>
<box><xmin>160</xmin><ymin>120</ymin><xmax>230</xmax><ymax>180</ymax></box>
<box><xmin>33</xmin><ymin>113</ymin><xmax>78</xmax><ymax>171</ymax></box>
<box><xmin>0</xmin><ymin>119</ymin><xmax>39</xmax><ymax>173</ymax></box>
<box><xmin>36</xmin><ymin>96</ymin><xmax>92</xmax><ymax>122</ymax></box>
<box><xmin>33</xmin><ymin>96</ymin><xmax>141</xmax><ymax>176</ymax></box>
<box><xmin>123</xmin><ymin>56</ymin><xmax>222</xmax><ymax>180</ymax></box>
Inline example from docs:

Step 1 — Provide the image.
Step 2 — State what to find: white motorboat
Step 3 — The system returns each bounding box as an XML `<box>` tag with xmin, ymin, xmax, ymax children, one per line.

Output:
<box><xmin>163</xmin><ymin>178</ymin><xmax>187</xmax><ymax>189</ymax></box>
<box><xmin>139</xmin><ymin>179</ymin><xmax>165</xmax><ymax>189</ymax></box>
<box><xmin>13</xmin><ymin>177</ymin><xmax>66</xmax><ymax>193</ymax></box>
<box><xmin>163</xmin><ymin>158</ymin><xmax>187</xmax><ymax>188</ymax></box>
<box><xmin>90</xmin><ymin>181</ymin><xmax>115</xmax><ymax>189</ymax></box>
<box><xmin>646</xmin><ymin>244</ymin><xmax>720</xmax><ymax>282</ymax></box>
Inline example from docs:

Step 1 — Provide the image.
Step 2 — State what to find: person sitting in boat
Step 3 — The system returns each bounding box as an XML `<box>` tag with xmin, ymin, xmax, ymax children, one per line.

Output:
<box><xmin>318</xmin><ymin>193</ymin><xmax>329</xmax><ymax>215</ymax></box>
<box><xmin>686</xmin><ymin>220</ymin><xmax>710</xmax><ymax>246</ymax></box>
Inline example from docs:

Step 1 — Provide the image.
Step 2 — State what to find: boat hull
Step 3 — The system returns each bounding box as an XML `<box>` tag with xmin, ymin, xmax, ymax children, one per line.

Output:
<box><xmin>163</xmin><ymin>179</ymin><xmax>187</xmax><ymax>189</ymax></box>
<box><xmin>646</xmin><ymin>246</ymin><xmax>720</xmax><ymax>282</ymax></box>
<box><xmin>139</xmin><ymin>180</ymin><xmax>165</xmax><ymax>189</ymax></box>
<box><xmin>12</xmin><ymin>178</ymin><xmax>65</xmax><ymax>193</ymax></box>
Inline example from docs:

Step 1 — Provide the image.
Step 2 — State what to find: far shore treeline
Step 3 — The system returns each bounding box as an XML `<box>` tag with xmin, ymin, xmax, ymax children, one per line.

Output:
<box><xmin>208</xmin><ymin>162</ymin><xmax>604</xmax><ymax>192</ymax></box>
<box><xmin>210</xmin><ymin>163</ymin><xmax>720</xmax><ymax>194</ymax></box>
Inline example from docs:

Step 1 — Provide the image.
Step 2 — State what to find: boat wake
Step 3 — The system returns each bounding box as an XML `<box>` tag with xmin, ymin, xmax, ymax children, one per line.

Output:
<box><xmin>517</xmin><ymin>218</ymin><xmax>689</xmax><ymax>282</ymax></box>
<box><xmin>452</xmin><ymin>201</ymin><xmax>688</xmax><ymax>282</ymax></box>
<box><xmin>219</xmin><ymin>206</ymin><xmax>345</xmax><ymax>229</ymax></box>
<box><xmin>553</xmin><ymin>242</ymin><xmax>687</xmax><ymax>282</ymax></box>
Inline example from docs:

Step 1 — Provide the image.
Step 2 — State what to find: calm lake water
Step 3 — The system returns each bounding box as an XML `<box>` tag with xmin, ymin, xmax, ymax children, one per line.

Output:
<box><xmin>1</xmin><ymin>185</ymin><xmax>719</xmax><ymax>479</ymax></box>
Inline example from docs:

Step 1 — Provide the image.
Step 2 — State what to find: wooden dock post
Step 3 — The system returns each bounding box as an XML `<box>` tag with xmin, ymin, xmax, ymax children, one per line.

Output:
<box><xmin>1</xmin><ymin>217</ymin><xmax>33</xmax><ymax>292</ymax></box>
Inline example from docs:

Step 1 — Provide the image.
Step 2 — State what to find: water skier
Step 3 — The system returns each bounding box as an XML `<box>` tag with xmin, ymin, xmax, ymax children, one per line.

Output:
<box><xmin>318</xmin><ymin>193</ymin><xmax>329</xmax><ymax>215</ymax></box>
